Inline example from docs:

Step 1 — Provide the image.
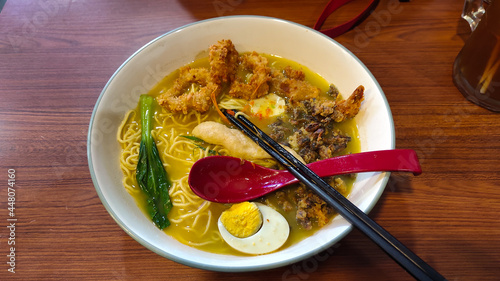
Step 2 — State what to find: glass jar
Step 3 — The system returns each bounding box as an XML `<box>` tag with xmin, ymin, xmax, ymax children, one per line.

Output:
<box><xmin>453</xmin><ymin>0</ymin><xmax>500</xmax><ymax>112</ymax></box>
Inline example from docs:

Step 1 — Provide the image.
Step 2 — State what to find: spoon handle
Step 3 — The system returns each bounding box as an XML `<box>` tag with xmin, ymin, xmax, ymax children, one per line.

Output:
<box><xmin>308</xmin><ymin>149</ymin><xmax>422</xmax><ymax>177</ymax></box>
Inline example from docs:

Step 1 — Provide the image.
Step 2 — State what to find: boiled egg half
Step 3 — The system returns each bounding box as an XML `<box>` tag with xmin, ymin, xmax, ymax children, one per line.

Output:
<box><xmin>218</xmin><ymin>202</ymin><xmax>290</xmax><ymax>255</ymax></box>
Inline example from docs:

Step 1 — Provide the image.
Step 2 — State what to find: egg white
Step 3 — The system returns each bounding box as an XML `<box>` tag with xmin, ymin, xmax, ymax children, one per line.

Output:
<box><xmin>218</xmin><ymin>203</ymin><xmax>290</xmax><ymax>255</ymax></box>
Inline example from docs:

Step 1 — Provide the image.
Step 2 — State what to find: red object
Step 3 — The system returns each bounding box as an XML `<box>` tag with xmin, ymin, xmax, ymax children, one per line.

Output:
<box><xmin>314</xmin><ymin>0</ymin><xmax>380</xmax><ymax>38</ymax></box>
<box><xmin>189</xmin><ymin>149</ymin><xmax>421</xmax><ymax>203</ymax></box>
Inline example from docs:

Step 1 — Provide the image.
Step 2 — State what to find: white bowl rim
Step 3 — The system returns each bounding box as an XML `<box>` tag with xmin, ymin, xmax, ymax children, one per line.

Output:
<box><xmin>87</xmin><ymin>15</ymin><xmax>395</xmax><ymax>272</ymax></box>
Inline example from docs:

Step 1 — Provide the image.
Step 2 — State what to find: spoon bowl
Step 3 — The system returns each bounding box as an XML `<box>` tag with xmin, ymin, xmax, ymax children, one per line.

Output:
<box><xmin>189</xmin><ymin>149</ymin><xmax>421</xmax><ymax>203</ymax></box>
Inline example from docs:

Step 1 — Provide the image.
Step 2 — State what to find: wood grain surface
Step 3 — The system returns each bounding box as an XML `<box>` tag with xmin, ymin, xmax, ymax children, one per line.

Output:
<box><xmin>1</xmin><ymin>0</ymin><xmax>499</xmax><ymax>280</ymax></box>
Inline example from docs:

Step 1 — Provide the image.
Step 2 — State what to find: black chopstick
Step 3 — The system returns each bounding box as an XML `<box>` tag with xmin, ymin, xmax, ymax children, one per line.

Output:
<box><xmin>222</xmin><ymin>109</ymin><xmax>446</xmax><ymax>281</ymax></box>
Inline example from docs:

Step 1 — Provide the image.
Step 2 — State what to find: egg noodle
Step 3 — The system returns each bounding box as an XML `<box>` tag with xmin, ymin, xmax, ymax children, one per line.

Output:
<box><xmin>119</xmin><ymin>106</ymin><xmax>220</xmax><ymax>246</ymax></box>
<box><xmin>117</xmin><ymin>100</ymin><xmax>279</xmax><ymax>253</ymax></box>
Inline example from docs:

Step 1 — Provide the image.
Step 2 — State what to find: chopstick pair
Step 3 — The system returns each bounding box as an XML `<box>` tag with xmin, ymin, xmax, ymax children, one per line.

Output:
<box><xmin>222</xmin><ymin>109</ymin><xmax>446</xmax><ymax>281</ymax></box>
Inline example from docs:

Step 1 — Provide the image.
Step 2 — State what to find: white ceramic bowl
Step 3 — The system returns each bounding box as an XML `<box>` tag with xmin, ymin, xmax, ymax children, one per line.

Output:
<box><xmin>88</xmin><ymin>16</ymin><xmax>394</xmax><ymax>272</ymax></box>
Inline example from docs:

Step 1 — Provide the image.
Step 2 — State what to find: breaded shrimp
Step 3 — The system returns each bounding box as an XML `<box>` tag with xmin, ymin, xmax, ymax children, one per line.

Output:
<box><xmin>229</xmin><ymin>52</ymin><xmax>271</xmax><ymax>100</ymax></box>
<box><xmin>270</xmin><ymin>66</ymin><xmax>320</xmax><ymax>102</ymax></box>
<box><xmin>209</xmin><ymin>39</ymin><xmax>239</xmax><ymax>84</ymax></box>
<box><xmin>312</xmin><ymin>85</ymin><xmax>365</xmax><ymax>122</ymax></box>
<box><xmin>157</xmin><ymin>66</ymin><xmax>219</xmax><ymax>114</ymax></box>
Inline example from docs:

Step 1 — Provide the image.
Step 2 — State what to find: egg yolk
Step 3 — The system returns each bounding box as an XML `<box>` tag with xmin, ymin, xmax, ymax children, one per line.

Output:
<box><xmin>220</xmin><ymin>202</ymin><xmax>263</xmax><ymax>238</ymax></box>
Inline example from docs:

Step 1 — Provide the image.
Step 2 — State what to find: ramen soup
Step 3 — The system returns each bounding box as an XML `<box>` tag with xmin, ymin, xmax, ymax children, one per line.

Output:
<box><xmin>118</xmin><ymin>40</ymin><xmax>363</xmax><ymax>255</ymax></box>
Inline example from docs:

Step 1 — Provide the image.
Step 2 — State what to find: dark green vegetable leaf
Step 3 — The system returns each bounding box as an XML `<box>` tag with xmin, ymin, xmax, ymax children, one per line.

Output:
<box><xmin>181</xmin><ymin>135</ymin><xmax>220</xmax><ymax>156</ymax></box>
<box><xmin>136</xmin><ymin>95</ymin><xmax>172</xmax><ymax>230</ymax></box>
<box><xmin>180</xmin><ymin>135</ymin><xmax>206</xmax><ymax>143</ymax></box>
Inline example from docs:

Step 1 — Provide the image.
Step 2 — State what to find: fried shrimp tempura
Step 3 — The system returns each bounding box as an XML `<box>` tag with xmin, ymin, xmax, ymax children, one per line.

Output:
<box><xmin>229</xmin><ymin>52</ymin><xmax>271</xmax><ymax>100</ymax></box>
<box><xmin>209</xmin><ymin>39</ymin><xmax>239</xmax><ymax>84</ymax></box>
<box><xmin>312</xmin><ymin>85</ymin><xmax>365</xmax><ymax>122</ymax></box>
<box><xmin>270</xmin><ymin>66</ymin><xmax>320</xmax><ymax>103</ymax></box>
<box><xmin>157</xmin><ymin>66</ymin><xmax>219</xmax><ymax>114</ymax></box>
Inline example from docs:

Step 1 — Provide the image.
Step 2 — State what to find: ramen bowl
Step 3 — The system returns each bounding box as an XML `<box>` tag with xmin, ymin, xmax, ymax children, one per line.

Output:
<box><xmin>88</xmin><ymin>16</ymin><xmax>394</xmax><ymax>272</ymax></box>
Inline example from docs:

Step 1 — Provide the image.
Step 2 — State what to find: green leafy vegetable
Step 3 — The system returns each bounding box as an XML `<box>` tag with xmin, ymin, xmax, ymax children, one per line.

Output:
<box><xmin>180</xmin><ymin>135</ymin><xmax>220</xmax><ymax>156</ymax></box>
<box><xmin>180</xmin><ymin>135</ymin><xmax>205</xmax><ymax>142</ymax></box>
<box><xmin>136</xmin><ymin>95</ymin><xmax>172</xmax><ymax>229</ymax></box>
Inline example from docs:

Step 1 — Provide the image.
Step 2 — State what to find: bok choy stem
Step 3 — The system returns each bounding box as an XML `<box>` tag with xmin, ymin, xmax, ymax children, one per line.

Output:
<box><xmin>136</xmin><ymin>95</ymin><xmax>172</xmax><ymax>229</ymax></box>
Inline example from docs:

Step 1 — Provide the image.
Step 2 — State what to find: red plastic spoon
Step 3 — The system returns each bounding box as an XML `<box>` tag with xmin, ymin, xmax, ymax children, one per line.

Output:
<box><xmin>188</xmin><ymin>149</ymin><xmax>421</xmax><ymax>203</ymax></box>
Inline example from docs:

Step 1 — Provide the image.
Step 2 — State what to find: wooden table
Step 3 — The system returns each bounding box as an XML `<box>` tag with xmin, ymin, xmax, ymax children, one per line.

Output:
<box><xmin>1</xmin><ymin>0</ymin><xmax>499</xmax><ymax>280</ymax></box>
